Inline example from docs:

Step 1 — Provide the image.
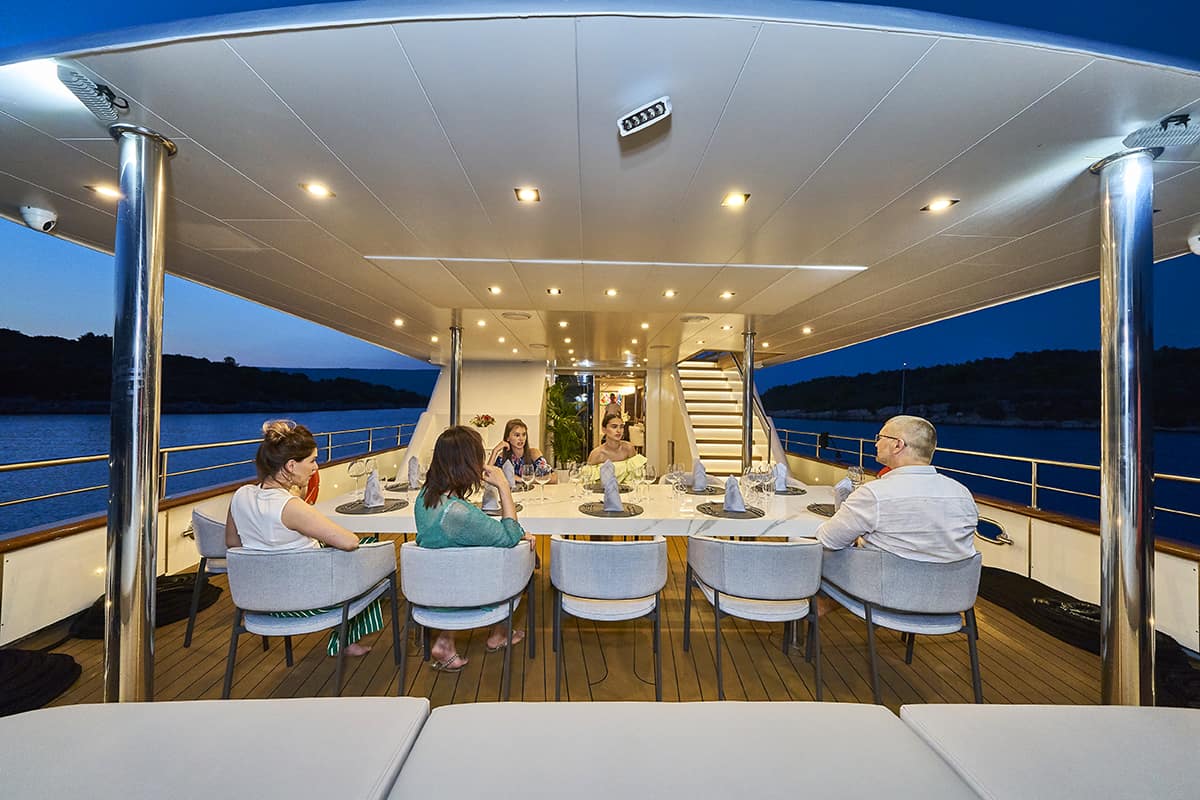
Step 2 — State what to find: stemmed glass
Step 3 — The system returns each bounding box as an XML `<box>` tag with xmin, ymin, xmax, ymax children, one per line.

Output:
<box><xmin>848</xmin><ymin>466</ymin><xmax>865</xmax><ymax>491</ymax></box>
<box><xmin>347</xmin><ymin>459</ymin><xmax>369</xmax><ymax>499</ymax></box>
<box><xmin>520</xmin><ymin>463</ymin><xmax>535</xmax><ymax>497</ymax></box>
<box><xmin>672</xmin><ymin>478</ymin><xmax>691</xmax><ymax>513</ymax></box>
<box><xmin>534</xmin><ymin>464</ymin><xmax>553</xmax><ymax>503</ymax></box>
<box><xmin>567</xmin><ymin>462</ymin><xmax>583</xmax><ymax>499</ymax></box>
<box><xmin>630</xmin><ymin>463</ymin><xmax>645</xmax><ymax>502</ymax></box>
<box><xmin>642</xmin><ymin>464</ymin><xmax>657</xmax><ymax>503</ymax></box>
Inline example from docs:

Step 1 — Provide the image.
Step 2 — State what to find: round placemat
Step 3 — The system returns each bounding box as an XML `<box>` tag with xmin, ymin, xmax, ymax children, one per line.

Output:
<box><xmin>475</xmin><ymin>502</ymin><xmax>523</xmax><ymax>515</ymax></box>
<box><xmin>697</xmin><ymin>502</ymin><xmax>765</xmax><ymax>519</ymax></box>
<box><xmin>775</xmin><ymin>486</ymin><xmax>808</xmax><ymax>495</ymax></box>
<box><xmin>686</xmin><ymin>485</ymin><xmax>722</xmax><ymax>495</ymax></box>
<box><xmin>585</xmin><ymin>482</ymin><xmax>633</xmax><ymax>494</ymax></box>
<box><xmin>336</xmin><ymin>499</ymin><xmax>408</xmax><ymax>514</ymax></box>
<box><xmin>807</xmin><ymin>503</ymin><xmax>836</xmax><ymax>518</ymax></box>
<box><xmin>578</xmin><ymin>502</ymin><xmax>644</xmax><ymax>517</ymax></box>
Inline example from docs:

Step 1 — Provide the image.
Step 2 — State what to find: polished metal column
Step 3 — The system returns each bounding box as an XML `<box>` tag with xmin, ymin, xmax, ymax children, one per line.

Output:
<box><xmin>741</xmin><ymin>330</ymin><xmax>756</xmax><ymax>468</ymax></box>
<box><xmin>105</xmin><ymin>124</ymin><xmax>176</xmax><ymax>703</ymax></box>
<box><xmin>449</xmin><ymin>325</ymin><xmax>463</xmax><ymax>426</ymax></box>
<box><xmin>1090</xmin><ymin>147</ymin><xmax>1159</xmax><ymax>706</ymax></box>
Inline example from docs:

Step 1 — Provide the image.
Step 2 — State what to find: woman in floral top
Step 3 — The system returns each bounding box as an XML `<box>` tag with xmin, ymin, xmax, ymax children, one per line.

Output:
<box><xmin>488</xmin><ymin>418</ymin><xmax>557</xmax><ymax>482</ymax></box>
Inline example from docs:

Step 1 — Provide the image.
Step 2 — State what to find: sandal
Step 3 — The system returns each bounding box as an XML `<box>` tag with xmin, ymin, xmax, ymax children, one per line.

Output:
<box><xmin>430</xmin><ymin>652</ymin><xmax>467</xmax><ymax>673</ymax></box>
<box><xmin>485</xmin><ymin>629</ymin><xmax>526</xmax><ymax>653</ymax></box>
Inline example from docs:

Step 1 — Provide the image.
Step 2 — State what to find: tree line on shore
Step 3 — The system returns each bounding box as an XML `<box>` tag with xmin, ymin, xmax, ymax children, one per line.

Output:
<box><xmin>0</xmin><ymin>329</ymin><xmax>428</xmax><ymax>413</ymax></box>
<box><xmin>761</xmin><ymin>347</ymin><xmax>1200</xmax><ymax>428</ymax></box>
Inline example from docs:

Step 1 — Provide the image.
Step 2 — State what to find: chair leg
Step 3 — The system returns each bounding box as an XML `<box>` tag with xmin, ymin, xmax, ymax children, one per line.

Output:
<box><xmin>965</xmin><ymin>608</ymin><xmax>984</xmax><ymax>703</ymax></box>
<box><xmin>184</xmin><ymin>560</ymin><xmax>206</xmax><ymax>648</ymax></box>
<box><xmin>781</xmin><ymin>620</ymin><xmax>791</xmax><ymax>655</ymax></box>
<box><xmin>526</xmin><ymin>576</ymin><xmax>536</xmax><ymax>660</ymax></box>
<box><xmin>864</xmin><ymin>603</ymin><xmax>882</xmax><ymax>705</ymax></box>
<box><xmin>556</xmin><ymin>587</ymin><xmax>566</xmax><ymax>700</ymax></box>
<box><xmin>502</xmin><ymin>598</ymin><xmax>515</xmax><ymax>701</ymax></box>
<box><xmin>222</xmin><ymin>608</ymin><xmax>243</xmax><ymax>700</ymax></box>
<box><xmin>398</xmin><ymin>607</ymin><xmax>412</xmax><ymax>696</ymax></box>
<box><xmin>805</xmin><ymin>617</ymin><xmax>815</xmax><ymax>663</ymax></box>
<box><xmin>714</xmin><ymin>590</ymin><xmax>725</xmax><ymax>701</ymax></box>
<box><xmin>653</xmin><ymin>593</ymin><xmax>663</xmax><ymax>702</ymax></box>
<box><xmin>333</xmin><ymin>603</ymin><xmax>351</xmax><ymax>696</ymax></box>
<box><xmin>284</xmin><ymin>636</ymin><xmax>294</xmax><ymax>667</ymax></box>
<box><xmin>809</xmin><ymin>606</ymin><xmax>823</xmax><ymax>702</ymax></box>
<box><xmin>422</xmin><ymin>625</ymin><xmax>432</xmax><ymax>661</ymax></box>
<box><xmin>682</xmin><ymin>565</ymin><xmax>694</xmax><ymax>652</ymax></box>
<box><xmin>905</xmin><ymin>631</ymin><xmax>916</xmax><ymax>665</ymax></box>
<box><xmin>389</xmin><ymin>574</ymin><xmax>402</xmax><ymax>667</ymax></box>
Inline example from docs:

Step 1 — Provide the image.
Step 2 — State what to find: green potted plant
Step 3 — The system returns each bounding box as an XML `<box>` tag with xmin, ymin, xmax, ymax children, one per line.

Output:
<box><xmin>544</xmin><ymin>382</ymin><xmax>585</xmax><ymax>467</ymax></box>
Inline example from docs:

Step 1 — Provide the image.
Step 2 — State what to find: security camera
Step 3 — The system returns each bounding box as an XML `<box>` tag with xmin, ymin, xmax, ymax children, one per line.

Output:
<box><xmin>1189</xmin><ymin>234</ymin><xmax>1200</xmax><ymax>257</ymax></box>
<box><xmin>19</xmin><ymin>206</ymin><xmax>58</xmax><ymax>233</ymax></box>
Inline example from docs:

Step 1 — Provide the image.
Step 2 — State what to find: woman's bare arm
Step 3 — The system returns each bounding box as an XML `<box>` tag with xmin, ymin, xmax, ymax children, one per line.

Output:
<box><xmin>225</xmin><ymin>508</ymin><xmax>242</xmax><ymax>549</ymax></box>
<box><xmin>279</xmin><ymin>499</ymin><xmax>360</xmax><ymax>551</ymax></box>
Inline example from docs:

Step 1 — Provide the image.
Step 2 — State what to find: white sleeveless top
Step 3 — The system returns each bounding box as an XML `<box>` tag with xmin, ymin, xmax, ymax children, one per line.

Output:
<box><xmin>229</xmin><ymin>484</ymin><xmax>319</xmax><ymax>552</ymax></box>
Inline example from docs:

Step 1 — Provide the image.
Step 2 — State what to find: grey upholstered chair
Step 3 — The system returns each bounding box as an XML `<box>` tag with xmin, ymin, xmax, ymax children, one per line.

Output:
<box><xmin>684</xmin><ymin>536</ymin><xmax>824</xmax><ymax>700</ymax></box>
<box><xmin>398</xmin><ymin>541</ymin><xmax>536</xmax><ymax>700</ymax></box>
<box><xmin>222</xmin><ymin>541</ymin><xmax>401</xmax><ymax>698</ymax></box>
<box><xmin>184</xmin><ymin>503</ymin><xmax>243</xmax><ymax>648</ymax></box>
<box><xmin>550</xmin><ymin>535</ymin><xmax>668</xmax><ymax>701</ymax></box>
<box><xmin>819</xmin><ymin>548</ymin><xmax>984</xmax><ymax>704</ymax></box>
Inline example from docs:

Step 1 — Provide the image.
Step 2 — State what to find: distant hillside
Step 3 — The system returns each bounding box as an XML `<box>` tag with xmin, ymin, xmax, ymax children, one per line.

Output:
<box><xmin>0</xmin><ymin>329</ymin><xmax>430</xmax><ymax>414</ymax></box>
<box><xmin>762</xmin><ymin>348</ymin><xmax>1200</xmax><ymax>429</ymax></box>
<box><xmin>264</xmin><ymin>367</ymin><xmax>439</xmax><ymax>397</ymax></box>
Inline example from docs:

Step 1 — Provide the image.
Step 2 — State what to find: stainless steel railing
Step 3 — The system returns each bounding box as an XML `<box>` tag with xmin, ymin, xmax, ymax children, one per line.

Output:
<box><xmin>0</xmin><ymin>422</ymin><xmax>417</xmax><ymax>511</ymax></box>
<box><xmin>776</xmin><ymin>426</ymin><xmax>1200</xmax><ymax>524</ymax></box>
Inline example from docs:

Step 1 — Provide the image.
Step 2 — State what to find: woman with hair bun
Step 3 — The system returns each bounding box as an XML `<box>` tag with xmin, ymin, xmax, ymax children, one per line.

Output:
<box><xmin>586</xmin><ymin>412</ymin><xmax>637</xmax><ymax>465</ymax></box>
<box><xmin>225</xmin><ymin>419</ymin><xmax>382</xmax><ymax>657</ymax></box>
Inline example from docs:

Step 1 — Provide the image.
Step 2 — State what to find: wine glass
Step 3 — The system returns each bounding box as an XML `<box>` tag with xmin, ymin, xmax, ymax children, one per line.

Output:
<box><xmin>534</xmin><ymin>464</ymin><xmax>553</xmax><ymax>503</ymax></box>
<box><xmin>642</xmin><ymin>464</ymin><xmax>658</xmax><ymax>503</ymax></box>
<box><xmin>347</xmin><ymin>459</ymin><xmax>368</xmax><ymax>499</ymax></box>
<box><xmin>848</xmin><ymin>465</ymin><xmax>865</xmax><ymax>490</ymax></box>
<box><xmin>672</xmin><ymin>478</ymin><xmax>690</xmax><ymax>512</ymax></box>
<box><xmin>520</xmin><ymin>463</ymin><xmax>535</xmax><ymax>497</ymax></box>
<box><xmin>567</xmin><ymin>462</ymin><xmax>583</xmax><ymax>499</ymax></box>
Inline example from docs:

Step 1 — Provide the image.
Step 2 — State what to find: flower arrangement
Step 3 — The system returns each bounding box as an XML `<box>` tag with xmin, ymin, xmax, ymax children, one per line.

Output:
<box><xmin>470</xmin><ymin>414</ymin><xmax>495</xmax><ymax>428</ymax></box>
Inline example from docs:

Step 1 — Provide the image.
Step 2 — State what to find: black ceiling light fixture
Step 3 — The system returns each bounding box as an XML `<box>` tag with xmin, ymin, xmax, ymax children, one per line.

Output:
<box><xmin>618</xmin><ymin>96</ymin><xmax>671</xmax><ymax>137</ymax></box>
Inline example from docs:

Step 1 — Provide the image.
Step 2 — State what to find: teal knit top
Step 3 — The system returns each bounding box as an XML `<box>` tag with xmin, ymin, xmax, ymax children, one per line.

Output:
<box><xmin>413</xmin><ymin>489</ymin><xmax>525</xmax><ymax>549</ymax></box>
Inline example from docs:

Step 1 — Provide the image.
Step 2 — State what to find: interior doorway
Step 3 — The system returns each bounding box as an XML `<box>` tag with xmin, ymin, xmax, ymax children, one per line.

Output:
<box><xmin>595</xmin><ymin>375</ymin><xmax>646</xmax><ymax>455</ymax></box>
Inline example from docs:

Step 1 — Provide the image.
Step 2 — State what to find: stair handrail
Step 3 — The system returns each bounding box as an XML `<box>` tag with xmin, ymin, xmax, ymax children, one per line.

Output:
<box><xmin>728</xmin><ymin>352</ymin><xmax>789</xmax><ymax>465</ymax></box>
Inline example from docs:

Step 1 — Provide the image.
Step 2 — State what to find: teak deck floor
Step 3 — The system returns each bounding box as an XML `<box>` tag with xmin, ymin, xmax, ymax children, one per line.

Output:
<box><xmin>30</xmin><ymin>536</ymin><xmax>1101</xmax><ymax>710</ymax></box>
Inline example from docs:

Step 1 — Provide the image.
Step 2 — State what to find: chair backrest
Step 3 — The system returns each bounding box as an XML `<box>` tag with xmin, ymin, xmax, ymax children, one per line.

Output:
<box><xmin>688</xmin><ymin>536</ymin><xmax>822</xmax><ymax>600</ymax></box>
<box><xmin>191</xmin><ymin>504</ymin><xmax>229</xmax><ymax>559</ymax></box>
<box><xmin>549</xmin><ymin>536</ymin><xmax>667</xmax><ymax>600</ymax></box>
<box><xmin>226</xmin><ymin>541</ymin><xmax>396</xmax><ymax>612</ymax></box>
<box><xmin>822</xmin><ymin>548</ymin><xmax>982</xmax><ymax>613</ymax></box>
<box><xmin>400</xmin><ymin>541</ymin><xmax>534</xmax><ymax>608</ymax></box>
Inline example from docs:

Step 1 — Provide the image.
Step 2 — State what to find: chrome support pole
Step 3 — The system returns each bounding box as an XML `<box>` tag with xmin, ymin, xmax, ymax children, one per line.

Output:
<box><xmin>741</xmin><ymin>330</ymin><xmax>756</xmax><ymax>468</ymax></box>
<box><xmin>104</xmin><ymin>124</ymin><xmax>176</xmax><ymax>703</ymax></box>
<box><xmin>1090</xmin><ymin>147</ymin><xmax>1159</xmax><ymax>706</ymax></box>
<box><xmin>449</xmin><ymin>325</ymin><xmax>463</xmax><ymax>426</ymax></box>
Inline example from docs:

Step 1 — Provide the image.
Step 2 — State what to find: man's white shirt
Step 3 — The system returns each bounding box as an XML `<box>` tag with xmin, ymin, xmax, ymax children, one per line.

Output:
<box><xmin>815</xmin><ymin>465</ymin><xmax>978</xmax><ymax>563</ymax></box>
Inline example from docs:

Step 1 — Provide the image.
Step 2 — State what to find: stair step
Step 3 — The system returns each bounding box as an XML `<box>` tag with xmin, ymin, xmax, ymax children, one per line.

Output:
<box><xmin>699</xmin><ymin>443</ymin><xmax>769</xmax><ymax>458</ymax></box>
<box><xmin>686</xmin><ymin>402</ymin><xmax>741</xmax><ymax>414</ymax></box>
<box><xmin>680</xmin><ymin>378</ymin><xmax>738</xmax><ymax>390</ymax></box>
<box><xmin>688</xmin><ymin>414</ymin><xmax>743</xmax><ymax>427</ymax></box>
<box><xmin>683</xmin><ymin>390</ymin><xmax>740</xmax><ymax>402</ymax></box>
<box><xmin>702</xmin><ymin>458</ymin><xmax>745</xmax><ymax>473</ymax></box>
<box><xmin>678</xmin><ymin>368</ymin><xmax>725</xmax><ymax>379</ymax></box>
<box><xmin>678</xmin><ymin>360</ymin><xmax>720</xmax><ymax>370</ymax></box>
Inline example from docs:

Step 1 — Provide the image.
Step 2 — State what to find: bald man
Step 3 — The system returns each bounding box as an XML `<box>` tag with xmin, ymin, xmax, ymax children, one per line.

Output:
<box><xmin>816</xmin><ymin>415</ymin><xmax>978</xmax><ymax>563</ymax></box>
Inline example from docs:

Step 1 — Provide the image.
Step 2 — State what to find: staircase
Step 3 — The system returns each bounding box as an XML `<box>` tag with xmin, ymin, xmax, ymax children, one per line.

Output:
<box><xmin>678</xmin><ymin>358</ymin><xmax>770</xmax><ymax>477</ymax></box>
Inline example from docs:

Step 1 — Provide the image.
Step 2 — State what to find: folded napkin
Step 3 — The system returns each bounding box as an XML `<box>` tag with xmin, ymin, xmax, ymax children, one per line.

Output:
<box><xmin>833</xmin><ymin>477</ymin><xmax>854</xmax><ymax>510</ymax></box>
<box><xmin>774</xmin><ymin>462</ymin><xmax>807</xmax><ymax>491</ymax></box>
<box><xmin>363</xmin><ymin>469</ymin><xmax>385</xmax><ymax>508</ymax></box>
<box><xmin>407</xmin><ymin>456</ymin><xmax>420</xmax><ymax>487</ymax></box>
<box><xmin>600</xmin><ymin>460</ymin><xmax>623</xmax><ymax>512</ymax></box>
<box><xmin>481</xmin><ymin>482</ymin><xmax>501</xmax><ymax>511</ymax></box>
<box><xmin>692</xmin><ymin>459</ymin><xmax>708</xmax><ymax>491</ymax></box>
<box><xmin>723</xmin><ymin>476</ymin><xmax>746</xmax><ymax>513</ymax></box>
<box><xmin>502</xmin><ymin>460</ymin><xmax>517</xmax><ymax>490</ymax></box>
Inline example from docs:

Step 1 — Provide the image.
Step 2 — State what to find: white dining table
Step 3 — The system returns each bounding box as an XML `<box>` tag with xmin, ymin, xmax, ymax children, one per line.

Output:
<box><xmin>315</xmin><ymin>482</ymin><xmax>834</xmax><ymax>538</ymax></box>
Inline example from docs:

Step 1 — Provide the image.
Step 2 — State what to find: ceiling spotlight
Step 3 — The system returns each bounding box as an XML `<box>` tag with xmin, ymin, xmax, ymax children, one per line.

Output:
<box><xmin>721</xmin><ymin>325</ymin><xmax>733</xmax><ymax>331</ymax></box>
<box><xmin>547</xmin><ymin>287</ymin><xmax>562</xmax><ymax>295</ymax></box>
<box><xmin>476</xmin><ymin>320</ymin><xmax>487</xmax><ymax>327</ymax></box>
<box><xmin>921</xmin><ymin>197</ymin><xmax>959</xmax><ymax>212</ymax></box>
<box><xmin>802</xmin><ymin>326</ymin><xmax>813</xmax><ymax>335</ymax></box>
<box><xmin>564</xmin><ymin>337</ymin><xmax>572</xmax><ymax>344</ymax></box>
<box><xmin>85</xmin><ymin>184</ymin><xmax>122</xmax><ymax>199</ymax></box>
<box><xmin>512</xmin><ymin>347</ymin><xmax>519</xmax><ymax>353</ymax></box>
<box><xmin>430</xmin><ymin>335</ymin><xmax>439</xmax><ymax>343</ymax></box>
<box><xmin>624</xmin><ymin>350</ymin><xmax>632</xmax><ymax>356</ymax></box>
<box><xmin>721</xmin><ymin>192</ymin><xmax>750</xmax><ymax>208</ymax></box>
<box><xmin>568</xmin><ymin>348</ymin><xmax>575</xmax><ymax>354</ymax></box>
<box><xmin>488</xmin><ymin>286</ymin><xmax>502</xmax><ymax>295</ymax></box>
<box><xmin>393</xmin><ymin>318</ymin><xmax>404</xmax><ymax>327</ymax></box>
<box><xmin>300</xmin><ymin>182</ymin><xmax>334</xmax><ymax>198</ymax></box>
<box><xmin>663</xmin><ymin>289</ymin><xmax>677</xmax><ymax>298</ymax></box>
<box><xmin>515</xmin><ymin>187</ymin><xmax>541</xmax><ymax>203</ymax></box>
<box><xmin>719</xmin><ymin>291</ymin><xmax>735</xmax><ymax>300</ymax></box>
<box><xmin>761</xmin><ymin>342</ymin><xmax>771</xmax><ymax>348</ymax></box>
<box><xmin>640</xmin><ymin>322</ymin><xmax>650</xmax><ymax>329</ymax></box>
<box><xmin>631</xmin><ymin>338</ymin><xmax>638</xmax><ymax>344</ymax></box>
<box><xmin>498</xmin><ymin>336</ymin><xmax>506</xmax><ymax>343</ymax></box>
<box><xmin>570</xmin><ymin>357</ymin><xmax>577</xmax><ymax>362</ymax></box>
<box><xmin>558</xmin><ymin>321</ymin><xmax>569</xmax><ymax>328</ymax></box>
<box><xmin>605</xmin><ymin>288</ymin><xmax>618</xmax><ymax>297</ymax></box>
<box><xmin>618</xmin><ymin>95</ymin><xmax>672</xmax><ymax>137</ymax></box>
<box><xmin>57</xmin><ymin>65</ymin><xmax>125</xmax><ymax>123</ymax></box>
<box><xmin>696</xmin><ymin>340</ymin><xmax>705</xmax><ymax>345</ymax></box>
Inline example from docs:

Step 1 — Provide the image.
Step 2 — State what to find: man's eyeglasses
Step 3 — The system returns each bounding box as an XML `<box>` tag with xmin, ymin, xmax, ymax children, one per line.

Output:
<box><xmin>875</xmin><ymin>433</ymin><xmax>903</xmax><ymax>444</ymax></box>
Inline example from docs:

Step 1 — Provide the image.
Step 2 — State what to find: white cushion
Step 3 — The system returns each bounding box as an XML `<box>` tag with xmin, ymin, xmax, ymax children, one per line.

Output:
<box><xmin>901</xmin><ymin>704</ymin><xmax>1200</xmax><ymax>800</ymax></box>
<box><xmin>412</xmin><ymin>595</ymin><xmax>521</xmax><ymax>631</ymax></box>
<box><xmin>391</xmin><ymin>702</ymin><xmax>978</xmax><ymax>799</ymax></box>
<box><xmin>696</xmin><ymin>578</ymin><xmax>810</xmax><ymax>622</ymax></box>
<box><xmin>0</xmin><ymin>697</ymin><xmax>429</xmax><ymax>800</ymax></box>
<box><xmin>242</xmin><ymin>581</ymin><xmax>390</xmax><ymax>636</ymax></box>
<box><xmin>562</xmin><ymin>593</ymin><xmax>656</xmax><ymax>622</ymax></box>
<box><xmin>822</xmin><ymin>581</ymin><xmax>962</xmax><ymax>634</ymax></box>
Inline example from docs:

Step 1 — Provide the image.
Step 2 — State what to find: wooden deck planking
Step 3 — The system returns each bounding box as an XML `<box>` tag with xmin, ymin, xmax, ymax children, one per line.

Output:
<box><xmin>14</xmin><ymin>536</ymin><xmax>1103</xmax><ymax>712</ymax></box>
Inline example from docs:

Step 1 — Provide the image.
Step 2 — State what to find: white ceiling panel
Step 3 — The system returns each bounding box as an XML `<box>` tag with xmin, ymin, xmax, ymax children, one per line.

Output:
<box><xmin>512</xmin><ymin>260</ymin><xmax>585</xmax><ymax>308</ymax></box>
<box><xmin>579</xmin><ymin>263</ymin><xmax>719</xmax><ymax>311</ymax></box>
<box><xmin>0</xmin><ymin>168</ymin><xmax>116</xmax><ymax>251</ymax></box>
<box><xmin>575</xmin><ymin>17</ymin><xmax>762</xmax><ymax>260</ymax></box>
<box><xmin>370</xmin><ymin>258</ymin><xmax>478</xmax><ymax>309</ymax></box>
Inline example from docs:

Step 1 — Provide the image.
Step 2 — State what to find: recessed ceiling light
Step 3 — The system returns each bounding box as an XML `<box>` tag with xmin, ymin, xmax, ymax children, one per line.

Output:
<box><xmin>640</xmin><ymin>322</ymin><xmax>649</xmax><ymax>329</ymax></box>
<box><xmin>558</xmin><ymin>321</ymin><xmax>568</xmax><ymax>328</ymax></box>
<box><xmin>631</xmin><ymin>338</ymin><xmax>638</xmax><ymax>344</ymax></box>
<box><xmin>624</xmin><ymin>350</ymin><xmax>632</xmax><ymax>356</ymax></box>
<box><xmin>393</xmin><ymin>318</ymin><xmax>404</xmax><ymax>327</ymax></box>
<box><xmin>477</xmin><ymin>320</ymin><xmax>487</xmax><ymax>327</ymax></box>
<box><xmin>605</xmin><ymin>288</ymin><xmax>618</xmax><ymax>297</ymax></box>
<box><xmin>719</xmin><ymin>291</ymin><xmax>735</xmax><ymax>300</ymax></box>
<box><xmin>761</xmin><ymin>342</ymin><xmax>770</xmax><ymax>348</ymax></box>
<box><xmin>498</xmin><ymin>336</ymin><xmax>506</xmax><ymax>343</ymax></box>
<box><xmin>921</xmin><ymin>197</ymin><xmax>959</xmax><ymax>212</ymax></box>
<box><xmin>721</xmin><ymin>325</ymin><xmax>733</xmax><ymax>331</ymax></box>
<box><xmin>300</xmin><ymin>182</ymin><xmax>334</xmax><ymax>198</ymax></box>
<box><xmin>488</xmin><ymin>286</ymin><xmax>502</xmax><ymax>295</ymax></box>
<box><xmin>515</xmin><ymin>187</ymin><xmax>541</xmax><ymax>203</ymax></box>
<box><xmin>696</xmin><ymin>340</ymin><xmax>705</xmax><ymax>345</ymax></box>
<box><xmin>663</xmin><ymin>289</ymin><xmax>676</xmax><ymax>298</ymax></box>
<box><xmin>512</xmin><ymin>347</ymin><xmax>518</xmax><ymax>354</ymax></box>
<box><xmin>564</xmin><ymin>337</ymin><xmax>572</xmax><ymax>344</ymax></box>
<box><xmin>430</xmin><ymin>335</ymin><xmax>439</xmax><ymax>343</ymax></box>
<box><xmin>501</xmin><ymin>311</ymin><xmax>531</xmax><ymax>321</ymax></box>
<box><xmin>568</xmin><ymin>348</ymin><xmax>575</xmax><ymax>354</ymax></box>
<box><xmin>85</xmin><ymin>183</ymin><xmax>122</xmax><ymax>199</ymax></box>
<box><xmin>570</xmin><ymin>357</ymin><xmax>577</xmax><ymax>362</ymax></box>
<box><xmin>721</xmin><ymin>192</ymin><xmax>750</xmax><ymax>207</ymax></box>
<box><xmin>547</xmin><ymin>287</ymin><xmax>561</xmax><ymax>295</ymax></box>
<box><xmin>802</xmin><ymin>326</ymin><xmax>813</xmax><ymax>335</ymax></box>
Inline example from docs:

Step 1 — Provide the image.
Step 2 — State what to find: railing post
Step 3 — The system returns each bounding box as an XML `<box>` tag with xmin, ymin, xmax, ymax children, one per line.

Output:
<box><xmin>1030</xmin><ymin>462</ymin><xmax>1039</xmax><ymax>509</ymax></box>
<box><xmin>858</xmin><ymin>439</ymin><xmax>865</xmax><ymax>469</ymax></box>
<box><xmin>158</xmin><ymin>451</ymin><xmax>169</xmax><ymax>499</ymax></box>
<box><xmin>326</xmin><ymin>433</ymin><xmax>334</xmax><ymax>463</ymax></box>
<box><xmin>368</xmin><ymin>428</ymin><xmax>374</xmax><ymax>454</ymax></box>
